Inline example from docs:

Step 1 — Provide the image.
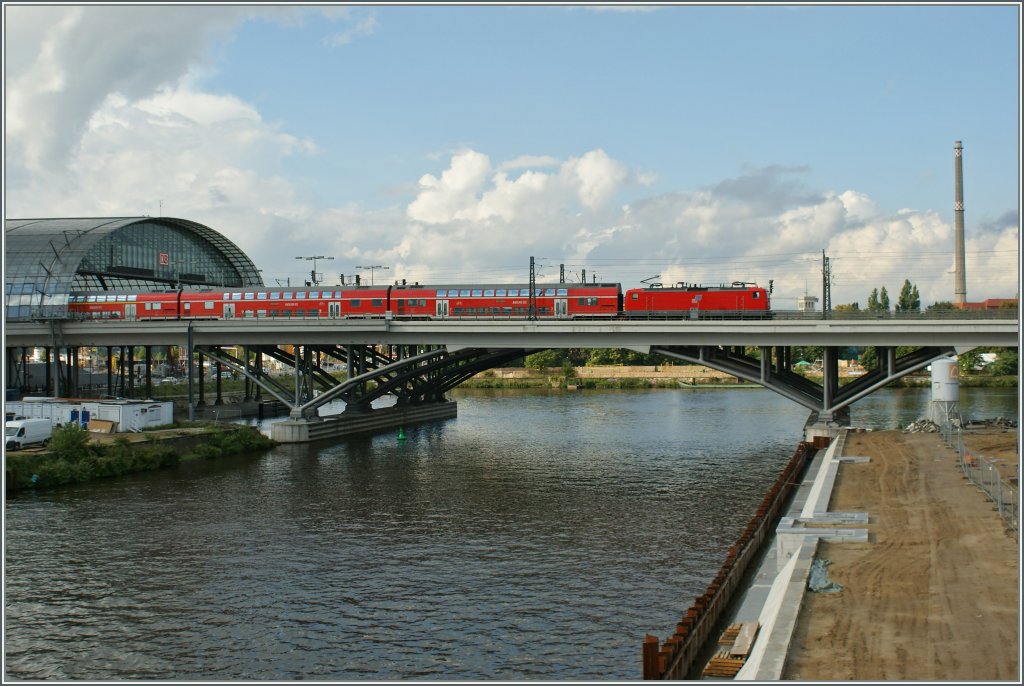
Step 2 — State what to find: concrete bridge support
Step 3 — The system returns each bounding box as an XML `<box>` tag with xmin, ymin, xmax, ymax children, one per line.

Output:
<box><xmin>653</xmin><ymin>344</ymin><xmax>956</xmax><ymax>441</ymax></box>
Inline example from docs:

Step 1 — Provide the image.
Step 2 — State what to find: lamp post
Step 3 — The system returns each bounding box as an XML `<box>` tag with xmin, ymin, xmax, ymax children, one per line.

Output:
<box><xmin>296</xmin><ymin>255</ymin><xmax>334</xmax><ymax>286</ymax></box>
<box><xmin>355</xmin><ymin>264</ymin><xmax>389</xmax><ymax>286</ymax></box>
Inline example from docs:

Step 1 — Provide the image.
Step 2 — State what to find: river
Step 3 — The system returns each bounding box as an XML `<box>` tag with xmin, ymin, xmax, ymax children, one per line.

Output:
<box><xmin>3</xmin><ymin>386</ymin><xmax>1016</xmax><ymax>680</ymax></box>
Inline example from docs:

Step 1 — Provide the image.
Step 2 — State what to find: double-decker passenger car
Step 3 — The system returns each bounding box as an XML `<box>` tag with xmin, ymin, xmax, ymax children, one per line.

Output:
<box><xmin>390</xmin><ymin>283</ymin><xmax>622</xmax><ymax>319</ymax></box>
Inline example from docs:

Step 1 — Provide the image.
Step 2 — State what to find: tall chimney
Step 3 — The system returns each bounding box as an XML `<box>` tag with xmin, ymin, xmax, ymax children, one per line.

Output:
<box><xmin>953</xmin><ymin>140</ymin><xmax>967</xmax><ymax>306</ymax></box>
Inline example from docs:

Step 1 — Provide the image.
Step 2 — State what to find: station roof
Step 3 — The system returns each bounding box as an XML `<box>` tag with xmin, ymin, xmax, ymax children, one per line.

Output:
<box><xmin>4</xmin><ymin>217</ymin><xmax>263</xmax><ymax>321</ymax></box>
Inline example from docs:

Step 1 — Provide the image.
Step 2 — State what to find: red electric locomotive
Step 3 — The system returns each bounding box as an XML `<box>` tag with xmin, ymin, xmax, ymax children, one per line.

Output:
<box><xmin>622</xmin><ymin>281</ymin><xmax>771</xmax><ymax>318</ymax></box>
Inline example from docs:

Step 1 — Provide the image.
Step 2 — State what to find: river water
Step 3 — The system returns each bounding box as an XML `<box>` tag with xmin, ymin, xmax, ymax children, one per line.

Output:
<box><xmin>3</xmin><ymin>386</ymin><xmax>1016</xmax><ymax>680</ymax></box>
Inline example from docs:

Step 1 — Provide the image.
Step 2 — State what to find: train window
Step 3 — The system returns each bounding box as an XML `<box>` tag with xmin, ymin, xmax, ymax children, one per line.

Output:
<box><xmin>244</xmin><ymin>310</ymin><xmax>254</xmax><ymax>318</ymax></box>
<box><xmin>282</xmin><ymin>310</ymin><xmax>292</xmax><ymax>317</ymax></box>
<box><xmin>630</xmin><ymin>292</ymin><xmax>639</xmax><ymax>300</ymax></box>
<box><xmin>372</xmin><ymin>299</ymin><xmax>382</xmax><ymax>307</ymax></box>
<box><xmin>490</xmin><ymin>307</ymin><xmax>499</xmax><ymax>314</ymax></box>
<box><xmin>223</xmin><ymin>293</ymin><xmax>231</xmax><ymax>300</ymax></box>
<box><xmin>153</xmin><ymin>302</ymin><xmax>162</xmax><ymax>310</ymax></box>
<box><xmin>351</xmin><ymin>299</ymin><xmax>361</xmax><ymax>308</ymax></box>
<box><xmin>244</xmin><ymin>292</ymin><xmax>255</xmax><ymax>300</ymax></box>
<box><xmin>496</xmin><ymin>289</ymin><xmax>507</xmax><ymax>297</ymax></box>
<box><xmin>513</xmin><ymin>307</ymin><xmax>525</xmax><ymax>315</ymax></box>
<box><xmin>459</xmin><ymin>289</ymin><xmax>470</xmax><ymax>297</ymax></box>
<box><xmin>232</xmin><ymin>292</ymin><xmax>243</xmax><ymax>300</ymax></box>
<box><xmin>535</xmin><ymin>289</ymin><xmax>544</xmax><ymax>297</ymax></box>
<box><xmin>87</xmin><ymin>295</ymin><xmax>97</xmax><ymax>302</ymax></box>
<box><xmin>577</xmin><ymin>298</ymin><xmax>586</xmax><ymax>306</ymax></box>
<box><xmin>484</xmin><ymin>289</ymin><xmax>494</xmax><ymax>297</ymax></box>
<box><xmin>308</xmin><ymin>310</ymin><xmax>319</xmax><ymax>317</ymax></box>
<box><xmin>282</xmin><ymin>292</ymin><xmax>293</xmax><ymax>299</ymax></box>
<box><xmin>472</xmin><ymin>289</ymin><xmax>483</xmax><ymax>297</ymax></box>
<box><xmin>539</xmin><ymin>307</ymin><xmax>550</xmax><ymax>315</ymax></box>
<box><xmin>308</xmin><ymin>291</ymin><xmax>319</xmax><ymax>299</ymax></box>
<box><xmin>269</xmin><ymin>310</ymin><xmax>277</xmax><ymax>317</ymax></box>
<box><xmin>589</xmin><ymin>297</ymin><xmax>598</xmax><ymax>306</ymax></box>
<box><xmin>453</xmin><ymin>307</ymin><xmax>463</xmax><ymax>315</ymax></box>
<box><xmin>502</xmin><ymin>307</ymin><xmax>512</xmax><ymax>315</ymax></box>
<box><xmin>507</xmin><ymin>288</ymin><xmax>518</xmax><ymax>297</ymax></box>
<box><xmin>752</xmin><ymin>292</ymin><xmax>760</xmax><ymax>299</ymax></box>
<box><xmin>270</xmin><ymin>292</ymin><xmax>280</xmax><ymax>300</ymax></box>
<box><xmin>397</xmin><ymin>299</ymin><xmax>405</xmax><ymax>308</ymax></box>
<box><xmin>296</xmin><ymin>292</ymin><xmax>307</xmax><ymax>300</ymax></box>
<box><xmin>556</xmin><ymin>288</ymin><xmax>568</xmax><ymax>296</ymax></box>
<box><xmin>184</xmin><ymin>303</ymin><xmax>191</xmax><ymax>311</ymax></box>
<box><xmin>544</xmin><ymin>288</ymin><xmax>555</xmax><ymax>296</ymax></box>
<box><xmin>128</xmin><ymin>295</ymin><xmax>137</xmax><ymax>301</ymax></box>
<box><xmin>436</xmin><ymin>289</ymin><xmax>447</xmax><ymax>297</ymax></box>
<box><xmin>205</xmin><ymin>302</ymin><xmax>214</xmax><ymax>310</ymax></box>
<box><xmin>257</xmin><ymin>292</ymin><xmax>268</xmax><ymax>300</ymax></box>
<box><xmin>257</xmin><ymin>310</ymin><xmax>266</xmax><ymax>318</ymax></box>
<box><xmin>117</xmin><ymin>295</ymin><xmax>127</xmax><ymax>302</ymax></box>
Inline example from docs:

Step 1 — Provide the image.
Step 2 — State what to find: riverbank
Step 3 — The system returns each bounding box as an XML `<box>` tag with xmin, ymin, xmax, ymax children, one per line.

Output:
<box><xmin>780</xmin><ymin>426</ymin><xmax>1019</xmax><ymax>680</ymax></box>
<box><xmin>4</xmin><ymin>423</ymin><xmax>276</xmax><ymax>494</ymax></box>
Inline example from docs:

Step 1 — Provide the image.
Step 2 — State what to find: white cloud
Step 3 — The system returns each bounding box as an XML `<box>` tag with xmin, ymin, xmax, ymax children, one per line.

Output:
<box><xmin>3</xmin><ymin>6</ymin><xmax>1017</xmax><ymax>305</ymax></box>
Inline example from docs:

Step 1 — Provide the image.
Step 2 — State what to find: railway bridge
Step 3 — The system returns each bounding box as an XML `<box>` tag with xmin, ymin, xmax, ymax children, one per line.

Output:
<box><xmin>5</xmin><ymin>315</ymin><xmax>1017</xmax><ymax>442</ymax></box>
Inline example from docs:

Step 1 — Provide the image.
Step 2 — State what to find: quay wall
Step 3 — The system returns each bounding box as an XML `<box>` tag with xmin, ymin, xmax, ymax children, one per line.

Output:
<box><xmin>642</xmin><ymin>437</ymin><xmax>824</xmax><ymax>680</ymax></box>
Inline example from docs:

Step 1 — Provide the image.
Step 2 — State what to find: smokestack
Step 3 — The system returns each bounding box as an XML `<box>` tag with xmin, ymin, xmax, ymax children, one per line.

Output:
<box><xmin>953</xmin><ymin>140</ymin><xmax>967</xmax><ymax>306</ymax></box>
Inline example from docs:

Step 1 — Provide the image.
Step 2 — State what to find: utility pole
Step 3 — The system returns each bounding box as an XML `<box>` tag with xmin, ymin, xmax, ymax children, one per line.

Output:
<box><xmin>821</xmin><ymin>250</ymin><xmax>832</xmax><ymax>320</ymax></box>
<box><xmin>529</xmin><ymin>256</ymin><xmax>537</xmax><ymax>320</ymax></box>
<box><xmin>295</xmin><ymin>256</ymin><xmax>334</xmax><ymax>287</ymax></box>
<box><xmin>355</xmin><ymin>264</ymin><xmax>389</xmax><ymax>286</ymax></box>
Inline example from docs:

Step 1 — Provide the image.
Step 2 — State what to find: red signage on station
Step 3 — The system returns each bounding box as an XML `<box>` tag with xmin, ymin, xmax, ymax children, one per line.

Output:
<box><xmin>159</xmin><ymin>252</ymin><xmax>169</xmax><ymax>266</ymax></box>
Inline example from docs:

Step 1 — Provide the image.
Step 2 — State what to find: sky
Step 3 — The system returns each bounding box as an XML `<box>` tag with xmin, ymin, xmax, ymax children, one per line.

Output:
<box><xmin>3</xmin><ymin>2</ymin><xmax>1021</xmax><ymax>309</ymax></box>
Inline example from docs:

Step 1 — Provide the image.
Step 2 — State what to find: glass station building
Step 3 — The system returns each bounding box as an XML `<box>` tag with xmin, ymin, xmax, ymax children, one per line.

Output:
<box><xmin>4</xmin><ymin>217</ymin><xmax>264</xmax><ymax>321</ymax></box>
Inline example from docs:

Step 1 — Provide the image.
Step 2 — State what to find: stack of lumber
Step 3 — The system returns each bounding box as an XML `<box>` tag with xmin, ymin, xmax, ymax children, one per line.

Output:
<box><xmin>702</xmin><ymin>621</ymin><xmax>759</xmax><ymax>678</ymax></box>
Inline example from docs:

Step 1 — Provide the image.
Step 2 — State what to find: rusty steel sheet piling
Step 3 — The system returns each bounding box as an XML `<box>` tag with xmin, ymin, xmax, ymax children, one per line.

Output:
<box><xmin>642</xmin><ymin>439</ymin><xmax>820</xmax><ymax>680</ymax></box>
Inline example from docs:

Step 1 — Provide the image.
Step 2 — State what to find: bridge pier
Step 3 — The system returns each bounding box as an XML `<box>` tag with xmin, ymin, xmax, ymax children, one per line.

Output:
<box><xmin>271</xmin><ymin>401</ymin><xmax>458</xmax><ymax>443</ymax></box>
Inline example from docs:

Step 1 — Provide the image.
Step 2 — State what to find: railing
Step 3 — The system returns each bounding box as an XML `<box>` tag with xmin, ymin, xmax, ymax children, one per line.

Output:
<box><xmin>939</xmin><ymin>422</ymin><xmax>1019</xmax><ymax>539</ymax></box>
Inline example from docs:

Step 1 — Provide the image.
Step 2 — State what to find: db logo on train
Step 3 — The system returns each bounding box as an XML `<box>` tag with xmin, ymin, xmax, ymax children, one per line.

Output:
<box><xmin>158</xmin><ymin>252</ymin><xmax>169</xmax><ymax>266</ymax></box>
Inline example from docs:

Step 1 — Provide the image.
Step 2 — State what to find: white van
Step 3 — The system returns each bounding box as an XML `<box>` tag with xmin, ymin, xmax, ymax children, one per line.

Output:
<box><xmin>5</xmin><ymin>418</ymin><xmax>54</xmax><ymax>450</ymax></box>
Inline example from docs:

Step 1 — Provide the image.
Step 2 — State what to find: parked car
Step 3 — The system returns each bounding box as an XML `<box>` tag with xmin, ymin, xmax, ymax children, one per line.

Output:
<box><xmin>6</xmin><ymin>418</ymin><xmax>54</xmax><ymax>450</ymax></box>
<box><xmin>157</xmin><ymin>377</ymin><xmax>180</xmax><ymax>385</ymax></box>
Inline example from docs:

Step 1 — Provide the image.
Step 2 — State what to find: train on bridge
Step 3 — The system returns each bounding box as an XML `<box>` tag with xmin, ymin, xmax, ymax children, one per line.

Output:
<box><xmin>66</xmin><ymin>280</ymin><xmax>772</xmax><ymax>321</ymax></box>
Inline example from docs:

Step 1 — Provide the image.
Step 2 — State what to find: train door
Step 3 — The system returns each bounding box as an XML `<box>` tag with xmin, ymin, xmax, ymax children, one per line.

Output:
<box><xmin>328</xmin><ymin>302</ymin><xmax>340</xmax><ymax>318</ymax></box>
<box><xmin>124</xmin><ymin>303</ymin><xmax>137</xmax><ymax>321</ymax></box>
<box><xmin>435</xmin><ymin>300</ymin><xmax>449</xmax><ymax>318</ymax></box>
<box><xmin>554</xmin><ymin>298</ymin><xmax>569</xmax><ymax>319</ymax></box>
<box><xmin>223</xmin><ymin>303</ymin><xmax>235</xmax><ymax>319</ymax></box>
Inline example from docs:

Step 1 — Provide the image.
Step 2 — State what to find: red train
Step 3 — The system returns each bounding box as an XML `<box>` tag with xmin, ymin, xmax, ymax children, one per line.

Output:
<box><xmin>66</xmin><ymin>281</ymin><xmax>771</xmax><ymax>321</ymax></box>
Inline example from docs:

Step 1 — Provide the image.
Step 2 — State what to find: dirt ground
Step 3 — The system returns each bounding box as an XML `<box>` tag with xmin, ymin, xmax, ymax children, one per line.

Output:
<box><xmin>782</xmin><ymin>429</ymin><xmax>1020</xmax><ymax>681</ymax></box>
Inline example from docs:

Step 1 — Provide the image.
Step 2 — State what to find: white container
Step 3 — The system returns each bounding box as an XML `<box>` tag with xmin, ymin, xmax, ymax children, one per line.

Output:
<box><xmin>931</xmin><ymin>357</ymin><xmax>960</xmax><ymax>403</ymax></box>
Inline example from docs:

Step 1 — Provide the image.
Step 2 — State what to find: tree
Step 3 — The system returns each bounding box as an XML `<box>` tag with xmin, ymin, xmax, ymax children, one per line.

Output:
<box><xmin>524</xmin><ymin>350</ymin><xmax>562</xmax><ymax>371</ymax></box>
<box><xmin>895</xmin><ymin>279</ymin><xmax>921</xmax><ymax>313</ymax></box>
<box><xmin>927</xmin><ymin>301</ymin><xmax>956</xmax><ymax>312</ymax></box>
<box><xmin>835</xmin><ymin>302</ymin><xmax>860</xmax><ymax>312</ymax></box>
<box><xmin>867</xmin><ymin>286</ymin><xmax>891</xmax><ymax>314</ymax></box>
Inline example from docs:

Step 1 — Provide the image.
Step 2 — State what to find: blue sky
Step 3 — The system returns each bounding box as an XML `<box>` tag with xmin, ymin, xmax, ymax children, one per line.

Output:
<box><xmin>4</xmin><ymin>3</ymin><xmax>1020</xmax><ymax>306</ymax></box>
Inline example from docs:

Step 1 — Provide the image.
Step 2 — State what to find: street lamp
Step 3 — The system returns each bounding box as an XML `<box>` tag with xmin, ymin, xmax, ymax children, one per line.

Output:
<box><xmin>355</xmin><ymin>264</ymin><xmax>389</xmax><ymax>286</ymax></box>
<box><xmin>296</xmin><ymin>255</ymin><xmax>334</xmax><ymax>286</ymax></box>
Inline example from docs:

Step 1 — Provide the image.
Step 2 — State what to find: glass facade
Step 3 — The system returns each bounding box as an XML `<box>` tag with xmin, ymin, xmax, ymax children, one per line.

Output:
<box><xmin>4</xmin><ymin>217</ymin><xmax>263</xmax><ymax>321</ymax></box>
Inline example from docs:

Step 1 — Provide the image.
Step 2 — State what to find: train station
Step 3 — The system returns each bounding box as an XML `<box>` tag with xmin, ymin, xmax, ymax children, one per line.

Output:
<box><xmin>4</xmin><ymin>216</ymin><xmax>263</xmax><ymax>322</ymax></box>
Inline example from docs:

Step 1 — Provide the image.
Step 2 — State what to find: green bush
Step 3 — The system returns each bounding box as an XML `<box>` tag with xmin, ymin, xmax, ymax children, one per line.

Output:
<box><xmin>49</xmin><ymin>424</ymin><xmax>93</xmax><ymax>462</ymax></box>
